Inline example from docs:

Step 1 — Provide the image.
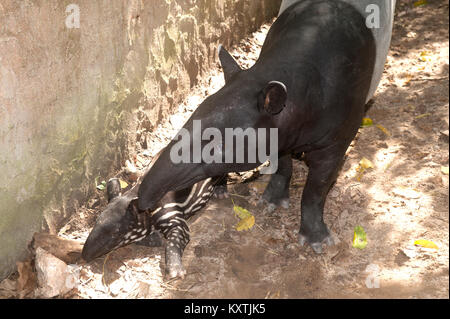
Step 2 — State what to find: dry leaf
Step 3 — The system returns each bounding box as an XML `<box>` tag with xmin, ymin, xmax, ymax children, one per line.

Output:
<box><xmin>16</xmin><ymin>260</ymin><xmax>37</xmax><ymax>298</ymax></box>
<box><xmin>376</xmin><ymin>124</ymin><xmax>391</xmax><ymax>136</ymax></box>
<box><xmin>32</xmin><ymin>232</ymin><xmax>83</xmax><ymax>264</ymax></box>
<box><xmin>0</xmin><ymin>278</ymin><xmax>17</xmax><ymax>298</ymax></box>
<box><xmin>441</xmin><ymin>166</ymin><xmax>449</xmax><ymax>175</ymax></box>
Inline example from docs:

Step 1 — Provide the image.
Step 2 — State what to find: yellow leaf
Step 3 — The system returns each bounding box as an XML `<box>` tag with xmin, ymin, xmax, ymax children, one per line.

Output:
<box><xmin>361</xmin><ymin>117</ymin><xmax>373</xmax><ymax>127</ymax></box>
<box><xmin>440</xmin><ymin>166</ymin><xmax>449</xmax><ymax>175</ymax></box>
<box><xmin>352</xmin><ymin>226</ymin><xmax>367</xmax><ymax>249</ymax></box>
<box><xmin>414</xmin><ymin>113</ymin><xmax>431</xmax><ymax>119</ymax></box>
<box><xmin>119</xmin><ymin>179</ymin><xmax>128</xmax><ymax>189</ymax></box>
<box><xmin>360</xmin><ymin>157</ymin><xmax>374</xmax><ymax>170</ymax></box>
<box><xmin>356</xmin><ymin>158</ymin><xmax>374</xmax><ymax>181</ymax></box>
<box><xmin>233</xmin><ymin>205</ymin><xmax>252</xmax><ymax>219</ymax></box>
<box><xmin>413</xmin><ymin>0</ymin><xmax>427</xmax><ymax>6</ymax></box>
<box><xmin>376</xmin><ymin>124</ymin><xmax>391</xmax><ymax>136</ymax></box>
<box><xmin>232</xmin><ymin>204</ymin><xmax>255</xmax><ymax>231</ymax></box>
<box><xmin>414</xmin><ymin>239</ymin><xmax>438</xmax><ymax>249</ymax></box>
<box><xmin>419</xmin><ymin>51</ymin><xmax>432</xmax><ymax>62</ymax></box>
<box><xmin>235</xmin><ymin>215</ymin><xmax>255</xmax><ymax>231</ymax></box>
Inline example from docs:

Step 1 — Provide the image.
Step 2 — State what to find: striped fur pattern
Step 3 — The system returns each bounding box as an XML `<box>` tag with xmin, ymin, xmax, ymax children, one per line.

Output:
<box><xmin>82</xmin><ymin>175</ymin><xmax>223</xmax><ymax>278</ymax></box>
<box><xmin>151</xmin><ymin>177</ymin><xmax>216</xmax><ymax>251</ymax></box>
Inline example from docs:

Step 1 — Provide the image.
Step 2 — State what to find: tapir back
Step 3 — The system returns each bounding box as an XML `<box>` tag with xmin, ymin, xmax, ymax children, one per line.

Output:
<box><xmin>278</xmin><ymin>0</ymin><xmax>396</xmax><ymax>103</ymax></box>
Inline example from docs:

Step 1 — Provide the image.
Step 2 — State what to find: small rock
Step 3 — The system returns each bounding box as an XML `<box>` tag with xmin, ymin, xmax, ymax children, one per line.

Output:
<box><xmin>35</xmin><ymin>247</ymin><xmax>79</xmax><ymax>298</ymax></box>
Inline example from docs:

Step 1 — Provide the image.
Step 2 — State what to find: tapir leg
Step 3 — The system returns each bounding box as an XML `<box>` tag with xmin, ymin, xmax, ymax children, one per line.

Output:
<box><xmin>299</xmin><ymin>144</ymin><xmax>348</xmax><ymax>253</ymax></box>
<box><xmin>164</xmin><ymin>223</ymin><xmax>190</xmax><ymax>279</ymax></box>
<box><xmin>261</xmin><ymin>154</ymin><xmax>292</xmax><ymax>212</ymax></box>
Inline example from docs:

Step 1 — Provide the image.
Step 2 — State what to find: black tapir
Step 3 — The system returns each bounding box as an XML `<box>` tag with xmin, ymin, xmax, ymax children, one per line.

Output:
<box><xmin>82</xmin><ymin>174</ymin><xmax>224</xmax><ymax>278</ymax></box>
<box><xmin>137</xmin><ymin>0</ymin><xmax>394</xmax><ymax>252</ymax></box>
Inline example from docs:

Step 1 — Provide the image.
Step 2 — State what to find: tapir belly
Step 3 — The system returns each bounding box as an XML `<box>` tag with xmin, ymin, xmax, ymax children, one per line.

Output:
<box><xmin>278</xmin><ymin>0</ymin><xmax>395</xmax><ymax>103</ymax></box>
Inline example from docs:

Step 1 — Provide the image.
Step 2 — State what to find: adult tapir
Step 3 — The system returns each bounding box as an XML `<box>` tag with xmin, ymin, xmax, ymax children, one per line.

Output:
<box><xmin>83</xmin><ymin>0</ymin><xmax>396</xmax><ymax>278</ymax></box>
<box><xmin>137</xmin><ymin>0</ymin><xmax>396</xmax><ymax>250</ymax></box>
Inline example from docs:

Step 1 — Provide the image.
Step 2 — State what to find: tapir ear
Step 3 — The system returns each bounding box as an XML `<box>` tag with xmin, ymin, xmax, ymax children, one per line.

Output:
<box><xmin>106</xmin><ymin>178</ymin><xmax>121</xmax><ymax>203</ymax></box>
<box><xmin>259</xmin><ymin>81</ymin><xmax>287</xmax><ymax>115</ymax></box>
<box><xmin>218</xmin><ymin>44</ymin><xmax>242</xmax><ymax>82</ymax></box>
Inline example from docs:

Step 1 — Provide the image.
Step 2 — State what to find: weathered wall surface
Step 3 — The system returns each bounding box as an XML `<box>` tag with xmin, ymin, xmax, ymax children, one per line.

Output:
<box><xmin>0</xmin><ymin>0</ymin><xmax>280</xmax><ymax>280</ymax></box>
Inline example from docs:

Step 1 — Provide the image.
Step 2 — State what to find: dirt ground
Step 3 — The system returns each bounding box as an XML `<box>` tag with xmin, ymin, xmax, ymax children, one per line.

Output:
<box><xmin>1</xmin><ymin>0</ymin><xmax>448</xmax><ymax>299</ymax></box>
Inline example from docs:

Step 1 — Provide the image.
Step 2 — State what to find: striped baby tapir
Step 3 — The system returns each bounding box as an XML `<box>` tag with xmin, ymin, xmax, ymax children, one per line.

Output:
<box><xmin>82</xmin><ymin>175</ymin><xmax>226</xmax><ymax>278</ymax></box>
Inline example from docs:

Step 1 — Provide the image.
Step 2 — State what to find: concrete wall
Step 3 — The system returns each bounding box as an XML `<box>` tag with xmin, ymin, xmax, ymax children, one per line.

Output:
<box><xmin>0</xmin><ymin>0</ymin><xmax>280</xmax><ymax>280</ymax></box>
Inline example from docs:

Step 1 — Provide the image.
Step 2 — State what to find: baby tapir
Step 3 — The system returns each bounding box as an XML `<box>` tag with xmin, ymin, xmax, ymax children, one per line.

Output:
<box><xmin>82</xmin><ymin>176</ymin><xmax>224</xmax><ymax>278</ymax></box>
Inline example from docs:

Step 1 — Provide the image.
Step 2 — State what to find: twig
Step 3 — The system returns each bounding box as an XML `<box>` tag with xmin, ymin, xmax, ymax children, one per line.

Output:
<box><xmin>160</xmin><ymin>282</ymin><xmax>192</xmax><ymax>292</ymax></box>
<box><xmin>255</xmin><ymin>223</ymin><xmax>265</xmax><ymax>232</ymax></box>
<box><xmin>410</xmin><ymin>76</ymin><xmax>448</xmax><ymax>82</ymax></box>
<box><xmin>229</xmin><ymin>193</ymin><xmax>249</xmax><ymax>199</ymax></box>
<box><xmin>101</xmin><ymin>253</ymin><xmax>111</xmax><ymax>288</ymax></box>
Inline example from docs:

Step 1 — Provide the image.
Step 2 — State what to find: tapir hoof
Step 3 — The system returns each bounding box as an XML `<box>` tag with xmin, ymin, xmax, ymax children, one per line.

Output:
<box><xmin>298</xmin><ymin>233</ymin><xmax>335</xmax><ymax>254</ymax></box>
<box><xmin>280</xmin><ymin>198</ymin><xmax>290</xmax><ymax>209</ymax></box>
<box><xmin>166</xmin><ymin>264</ymin><xmax>186</xmax><ymax>280</ymax></box>
<box><xmin>257</xmin><ymin>197</ymin><xmax>289</xmax><ymax>213</ymax></box>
